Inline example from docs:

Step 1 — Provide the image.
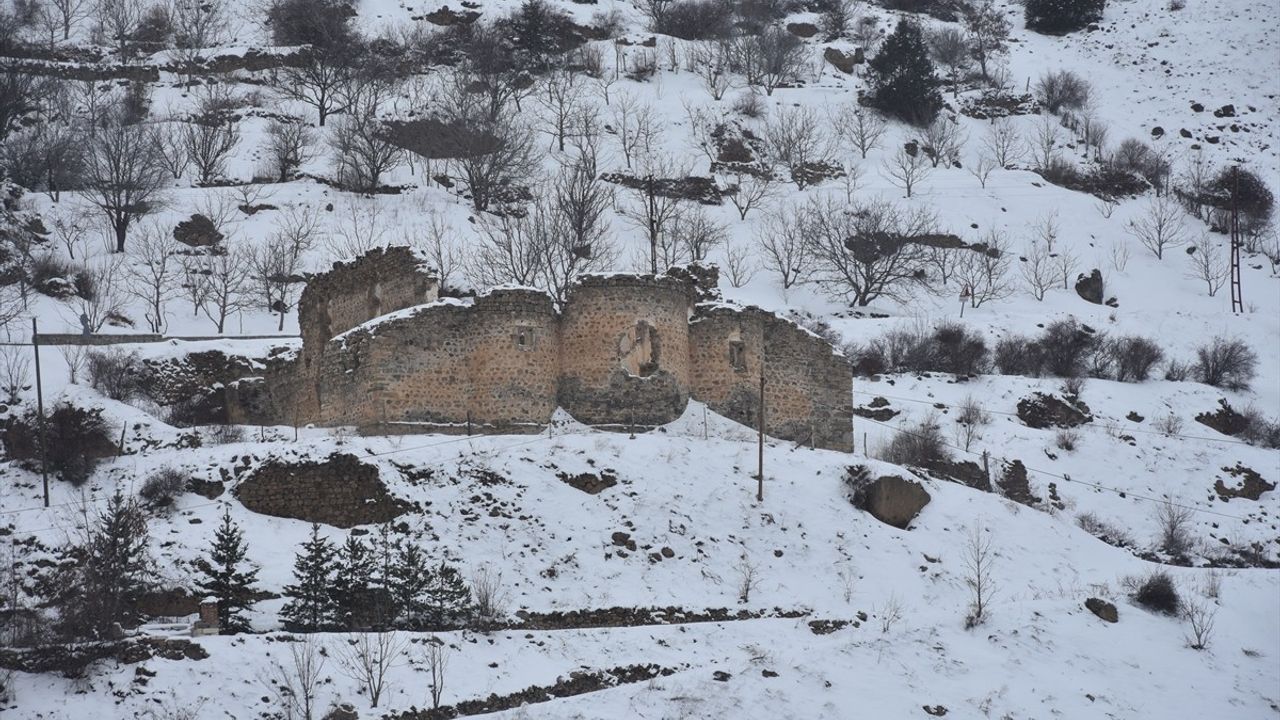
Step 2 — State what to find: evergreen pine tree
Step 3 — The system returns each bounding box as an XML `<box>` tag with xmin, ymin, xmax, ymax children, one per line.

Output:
<box><xmin>426</xmin><ymin>562</ymin><xmax>473</xmax><ymax>627</ymax></box>
<box><xmin>280</xmin><ymin>524</ymin><xmax>338</xmax><ymax>632</ymax></box>
<box><xmin>866</xmin><ymin>19</ymin><xmax>944</xmax><ymax>127</ymax></box>
<box><xmin>368</xmin><ymin>523</ymin><xmax>399</xmax><ymax>628</ymax></box>
<box><xmin>330</xmin><ymin>535</ymin><xmax>373</xmax><ymax>630</ymax></box>
<box><xmin>194</xmin><ymin>509</ymin><xmax>260</xmax><ymax>633</ymax></box>
<box><xmin>389</xmin><ymin>539</ymin><xmax>432</xmax><ymax>628</ymax></box>
<box><xmin>1024</xmin><ymin>0</ymin><xmax>1106</xmax><ymax>35</ymax></box>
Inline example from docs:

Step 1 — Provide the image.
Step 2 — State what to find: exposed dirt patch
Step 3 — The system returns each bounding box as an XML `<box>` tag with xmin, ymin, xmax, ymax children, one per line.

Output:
<box><xmin>1214</xmin><ymin>463</ymin><xmax>1274</xmax><ymax>501</ymax></box>
<box><xmin>1195</xmin><ymin>399</ymin><xmax>1248</xmax><ymax>436</ymax></box>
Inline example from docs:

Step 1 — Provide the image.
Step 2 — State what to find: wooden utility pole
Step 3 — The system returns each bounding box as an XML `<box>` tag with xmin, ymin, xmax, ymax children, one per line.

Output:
<box><xmin>1229</xmin><ymin>166</ymin><xmax>1244</xmax><ymax>313</ymax></box>
<box><xmin>31</xmin><ymin>319</ymin><xmax>48</xmax><ymax>507</ymax></box>
<box><xmin>756</xmin><ymin>358</ymin><xmax>765</xmax><ymax>502</ymax></box>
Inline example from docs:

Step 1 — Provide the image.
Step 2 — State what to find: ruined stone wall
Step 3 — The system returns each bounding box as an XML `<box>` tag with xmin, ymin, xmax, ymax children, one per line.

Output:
<box><xmin>301</xmin><ymin>289</ymin><xmax>558</xmax><ymax>429</ymax></box>
<box><xmin>233</xmin><ymin>453</ymin><xmax>409</xmax><ymax>528</ymax></box>
<box><xmin>557</xmin><ymin>275</ymin><xmax>694</xmax><ymax>427</ymax></box>
<box><xmin>689</xmin><ymin>305</ymin><xmax>853</xmax><ymax>452</ymax></box>
<box><xmin>297</xmin><ymin>246</ymin><xmax>438</xmax><ymax>352</ymax></box>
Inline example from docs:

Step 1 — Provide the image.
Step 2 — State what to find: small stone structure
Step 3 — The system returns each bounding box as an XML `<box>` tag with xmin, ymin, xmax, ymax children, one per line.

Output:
<box><xmin>233</xmin><ymin>453</ymin><xmax>410</xmax><ymax>527</ymax></box>
<box><xmin>192</xmin><ymin>598</ymin><xmax>220</xmax><ymax>636</ymax></box>
<box><xmin>230</xmin><ymin>248</ymin><xmax>853</xmax><ymax>451</ymax></box>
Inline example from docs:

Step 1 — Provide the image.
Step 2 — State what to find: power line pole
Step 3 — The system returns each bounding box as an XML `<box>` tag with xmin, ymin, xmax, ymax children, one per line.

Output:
<box><xmin>756</xmin><ymin>354</ymin><xmax>765</xmax><ymax>503</ymax></box>
<box><xmin>1229</xmin><ymin>166</ymin><xmax>1244</xmax><ymax>313</ymax></box>
<box><xmin>31</xmin><ymin>318</ymin><xmax>48</xmax><ymax>507</ymax></box>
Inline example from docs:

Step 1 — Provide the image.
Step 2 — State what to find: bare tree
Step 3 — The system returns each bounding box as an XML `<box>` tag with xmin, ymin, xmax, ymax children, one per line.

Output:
<box><xmin>969</xmin><ymin>151</ymin><xmax>997</xmax><ymax>188</ymax></box>
<box><xmin>1052</xmin><ymin>245</ymin><xmax>1078</xmax><ymax>289</ymax></box>
<box><xmin>126</xmin><ymin>224</ymin><xmax>180</xmax><ymax>333</ymax></box>
<box><xmin>470</xmin><ymin>209</ymin><xmax>550</xmax><ymax>289</ymax></box>
<box><xmin>183</xmin><ymin>118</ymin><xmax>241</xmax><ymax>184</ymax></box>
<box><xmin>1183</xmin><ymin>598</ymin><xmax>1216</xmax><ymax>650</ymax></box>
<box><xmin>262</xmin><ymin>118</ymin><xmax>317</xmax><ymax>182</ymax></box>
<box><xmin>404</xmin><ymin>210</ymin><xmax>461</xmax><ymax>291</ymax></box>
<box><xmin>74</xmin><ymin>254</ymin><xmax>128</xmax><ymax>332</ymax></box>
<box><xmin>930</xmin><ymin>27</ymin><xmax>971</xmax><ymax>97</ymax></box>
<box><xmin>756</xmin><ymin>201</ymin><xmax>810</xmax><ymax>289</ymax></box>
<box><xmin>689</xmin><ymin>41</ymin><xmax>734</xmax><ymax>101</ymax></box>
<box><xmin>670</xmin><ymin>206</ymin><xmax>727</xmax><ymax>264</ymax></box>
<box><xmin>0</xmin><ymin>347</ymin><xmax>30</xmax><ymax>403</ymax></box>
<box><xmin>422</xmin><ymin>638</ymin><xmax>449</xmax><ymax>710</ymax></box>
<box><xmin>203</xmin><ymin>245</ymin><xmax>253</xmax><ymax>333</ymax></box>
<box><xmin>170</xmin><ymin>0</ymin><xmax>230</xmax><ymax>53</ymax></box>
<box><xmin>953</xmin><ymin>395</ymin><xmax>990</xmax><ymax>451</ymax></box>
<box><xmin>51</xmin><ymin>211</ymin><xmax>92</xmax><ymax>260</ymax></box>
<box><xmin>97</xmin><ymin>0</ymin><xmax>143</xmax><ymax>58</ymax></box>
<box><xmin>722</xmin><ymin>168</ymin><xmax>776</xmax><ymax>221</ymax></box>
<box><xmin>1128</xmin><ymin>194</ymin><xmax>1187</xmax><ymax>259</ymax></box>
<box><xmin>324</xmin><ymin>200</ymin><xmax>387</xmax><ymax>262</ymax></box>
<box><xmin>275</xmin><ymin>52</ymin><xmax>356</xmax><ymax>127</ymax></box>
<box><xmin>806</xmin><ymin>197</ymin><xmax>937</xmax><ymax>306</ymax></box>
<box><xmin>722</xmin><ymin>237</ymin><xmax>757</xmax><ymax>288</ymax></box>
<box><xmin>48</xmin><ymin>0</ymin><xmax>93</xmax><ymax>40</ymax></box>
<box><xmin>735</xmin><ymin>555</ymin><xmax>760</xmax><ymax>603</ymax></box>
<box><xmin>918</xmin><ymin>117</ymin><xmax>966</xmax><ymax>168</ymax></box>
<box><xmin>268</xmin><ymin>636</ymin><xmax>327</xmax><ymax>720</ymax></box>
<box><xmin>536</xmin><ymin>70</ymin><xmax>587</xmax><ymax>152</ymax></box>
<box><xmin>1155</xmin><ymin>500</ymin><xmax>1195</xmax><ymax>556</ymax></box>
<box><xmin>982</xmin><ymin>117</ymin><xmax>1022</xmax><ymax>168</ymax></box>
<box><xmin>1019</xmin><ymin>240</ymin><xmax>1056</xmax><ymax>301</ymax></box>
<box><xmin>833</xmin><ymin>104</ymin><xmax>888</xmax><ymax>160</ymax></box>
<box><xmin>616</xmin><ymin>154</ymin><xmax>689</xmax><ymax>274</ymax></box>
<box><xmin>877</xmin><ymin>592</ymin><xmax>904</xmax><ymax>633</ymax></box>
<box><xmin>765</xmin><ymin>106</ymin><xmax>834</xmax><ymax>190</ymax></box>
<box><xmin>743</xmin><ymin>24</ymin><xmax>806</xmax><ymax>96</ymax></box>
<box><xmin>447</xmin><ymin>109</ymin><xmax>539</xmax><ymax>213</ymax></box>
<box><xmin>252</xmin><ymin>207</ymin><xmax>318</xmax><ymax>330</ymax></box>
<box><xmin>963</xmin><ymin>0</ymin><xmax>1010</xmax><ymax>82</ymax></box>
<box><xmin>882</xmin><ymin>145</ymin><xmax>933</xmax><ymax>198</ymax></box>
<box><xmin>336</xmin><ymin>631</ymin><xmax>408</xmax><ymax>709</ymax></box>
<box><xmin>1027</xmin><ymin>115</ymin><xmax>1062</xmax><ymax>171</ymax></box>
<box><xmin>608</xmin><ymin>91</ymin><xmax>657</xmax><ymax>170</ymax></box>
<box><xmin>954</xmin><ymin>234</ymin><xmax>1013</xmax><ymax>308</ymax></box>
<box><xmin>1031</xmin><ymin>211</ymin><xmax>1060</xmax><ymax>252</ymax></box>
<box><xmin>330</xmin><ymin>96</ymin><xmax>403</xmax><ymax>193</ymax></box>
<box><xmin>84</xmin><ymin>121</ymin><xmax>169</xmax><ymax>252</ymax></box>
<box><xmin>151</xmin><ymin>121</ymin><xmax>191</xmax><ymax>181</ymax></box>
<box><xmin>962</xmin><ymin>526</ymin><xmax>997</xmax><ymax>628</ymax></box>
<box><xmin>470</xmin><ymin>568</ymin><xmax>508</xmax><ymax>624</ymax></box>
<box><xmin>1186</xmin><ymin>237</ymin><xmax>1229</xmax><ymax>296</ymax></box>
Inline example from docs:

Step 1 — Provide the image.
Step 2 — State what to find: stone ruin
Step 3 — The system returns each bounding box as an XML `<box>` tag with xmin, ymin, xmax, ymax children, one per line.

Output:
<box><xmin>228</xmin><ymin>246</ymin><xmax>854</xmax><ymax>452</ymax></box>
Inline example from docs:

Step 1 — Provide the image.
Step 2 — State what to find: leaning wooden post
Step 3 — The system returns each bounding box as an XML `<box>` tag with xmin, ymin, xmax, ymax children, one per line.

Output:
<box><xmin>756</xmin><ymin>355</ymin><xmax>765</xmax><ymax>502</ymax></box>
<box><xmin>31</xmin><ymin>319</ymin><xmax>48</xmax><ymax>507</ymax></box>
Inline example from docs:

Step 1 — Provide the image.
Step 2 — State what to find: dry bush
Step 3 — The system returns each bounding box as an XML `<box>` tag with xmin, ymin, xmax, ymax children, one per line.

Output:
<box><xmin>139</xmin><ymin>467</ymin><xmax>186</xmax><ymax>510</ymax></box>
<box><xmin>1053</xmin><ymin>428</ymin><xmax>1080</xmax><ymax>452</ymax></box>
<box><xmin>1192</xmin><ymin>337</ymin><xmax>1257</xmax><ymax>390</ymax></box>
<box><xmin>881</xmin><ymin>414</ymin><xmax>949</xmax><ymax>467</ymax></box>
<box><xmin>1155</xmin><ymin>500</ymin><xmax>1195</xmax><ymax>557</ymax></box>
<box><xmin>1131</xmin><ymin>570</ymin><xmax>1180</xmax><ymax>615</ymax></box>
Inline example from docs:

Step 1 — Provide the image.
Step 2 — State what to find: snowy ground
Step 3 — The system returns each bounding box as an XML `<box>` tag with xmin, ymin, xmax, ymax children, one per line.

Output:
<box><xmin>3</xmin><ymin>0</ymin><xmax>1279</xmax><ymax>717</ymax></box>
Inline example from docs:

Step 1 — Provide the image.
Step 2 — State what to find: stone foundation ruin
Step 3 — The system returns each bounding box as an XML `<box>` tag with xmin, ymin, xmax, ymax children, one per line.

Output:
<box><xmin>228</xmin><ymin>247</ymin><xmax>853</xmax><ymax>451</ymax></box>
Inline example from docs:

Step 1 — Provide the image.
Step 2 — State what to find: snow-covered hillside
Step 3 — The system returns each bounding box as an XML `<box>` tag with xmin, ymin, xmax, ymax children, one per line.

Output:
<box><xmin>1</xmin><ymin>0</ymin><xmax>1278</xmax><ymax>717</ymax></box>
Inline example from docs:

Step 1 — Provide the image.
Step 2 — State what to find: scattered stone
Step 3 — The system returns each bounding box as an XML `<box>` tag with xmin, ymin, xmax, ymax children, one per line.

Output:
<box><xmin>923</xmin><ymin>706</ymin><xmax>949</xmax><ymax>717</ymax></box>
<box><xmin>187</xmin><ymin>477</ymin><xmax>225</xmax><ymax>500</ymax></box>
<box><xmin>1195</xmin><ymin>399</ymin><xmax>1248</xmax><ymax>436</ymax></box>
<box><xmin>172</xmin><ymin>214</ymin><xmax>224</xmax><ymax>247</ymax></box>
<box><xmin>321</xmin><ymin>704</ymin><xmax>359</xmax><ymax>720</ymax></box>
<box><xmin>1150</xmin><ymin>126</ymin><xmax>1164</xmax><ymax>138</ymax></box>
<box><xmin>808</xmin><ymin>619</ymin><xmax>852</xmax><ymax>635</ymax></box>
<box><xmin>1016</xmin><ymin>392</ymin><xmax>1092</xmax><ymax>429</ymax></box>
<box><xmin>1085</xmin><ymin>597</ymin><xmax>1118</xmax><ymax>623</ymax></box>
<box><xmin>660</xmin><ymin>546</ymin><xmax>674</xmax><ymax>558</ymax></box>
<box><xmin>1126</xmin><ymin>411</ymin><xmax>1144</xmax><ymax>423</ymax></box>
<box><xmin>712</xmin><ymin>670</ymin><xmax>732</xmax><ymax>681</ymax></box>
<box><xmin>558</xmin><ymin>470</ymin><xmax>618</xmax><ymax>495</ymax></box>
<box><xmin>762</xmin><ymin>669</ymin><xmax>779</xmax><ymax>677</ymax></box>
<box><xmin>997</xmin><ymin>460</ymin><xmax>1040</xmax><ymax>507</ymax></box>
<box><xmin>786</xmin><ymin>22</ymin><xmax>818</xmax><ymax>38</ymax></box>
<box><xmin>1213</xmin><ymin>104</ymin><xmax>1235</xmax><ymax>117</ymax></box>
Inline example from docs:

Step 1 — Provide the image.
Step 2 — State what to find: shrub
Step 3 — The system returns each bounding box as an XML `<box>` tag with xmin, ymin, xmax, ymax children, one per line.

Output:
<box><xmin>29</xmin><ymin>254</ymin><xmax>79</xmax><ymax>299</ymax></box>
<box><xmin>266</xmin><ymin>0</ymin><xmax>355</xmax><ymax>48</ymax></box>
<box><xmin>1035</xmin><ymin>70</ymin><xmax>1090</xmax><ymax>114</ymax></box>
<box><xmin>1060</xmin><ymin>375</ymin><xmax>1085</xmax><ymax>397</ymax></box>
<box><xmin>1076</xmin><ymin>512</ymin><xmax>1133</xmax><ymax>547</ymax></box>
<box><xmin>1054</xmin><ymin>427</ymin><xmax>1080</xmax><ymax>451</ymax></box>
<box><xmin>139</xmin><ymin>467</ymin><xmax>186</xmax><ymax>509</ymax></box>
<box><xmin>732</xmin><ymin>90</ymin><xmax>766</xmax><ymax>118</ymax></box>
<box><xmin>204</xmin><ymin>424</ymin><xmax>245</xmax><ymax>445</ymax></box>
<box><xmin>881</xmin><ymin>415</ymin><xmax>950</xmax><ymax>467</ymax></box>
<box><xmin>1111</xmin><ymin>336</ymin><xmax>1164</xmax><ymax>382</ymax></box>
<box><xmin>1025</xmin><ymin>0</ymin><xmax>1105</xmax><ymax>34</ymax></box>
<box><xmin>931</xmin><ymin>322</ymin><xmax>990</xmax><ymax>376</ymax></box>
<box><xmin>1236</xmin><ymin>406</ymin><xmax>1280</xmax><ymax>449</ymax></box>
<box><xmin>1208</xmin><ymin>166</ymin><xmax>1273</xmax><ymax>234</ymax></box>
<box><xmin>1163</xmin><ymin>358</ymin><xmax>1190</xmax><ymax>382</ymax></box>
<box><xmin>1038</xmin><ymin>318</ymin><xmax>1098</xmax><ymax>377</ymax></box>
<box><xmin>1192</xmin><ymin>337</ymin><xmax>1257</xmax><ymax>390</ymax></box>
<box><xmin>994</xmin><ymin>334</ymin><xmax>1042</xmax><ymax>376</ymax></box>
<box><xmin>1132</xmin><ymin>570</ymin><xmax>1180</xmax><ymax>615</ymax></box>
<box><xmin>654</xmin><ymin>0</ymin><xmax>735</xmax><ymax>40</ymax></box>
<box><xmin>87</xmin><ymin>349</ymin><xmax>146</xmax><ymax>401</ymax></box>
<box><xmin>2</xmin><ymin>402</ymin><xmax>115</xmax><ymax>486</ymax></box>
<box><xmin>1155</xmin><ymin>500</ymin><xmax>1195</xmax><ymax>556</ymax></box>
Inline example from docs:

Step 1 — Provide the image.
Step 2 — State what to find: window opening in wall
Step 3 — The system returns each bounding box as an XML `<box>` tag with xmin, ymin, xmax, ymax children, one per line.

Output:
<box><xmin>514</xmin><ymin>325</ymin><xmax>534</xmax><ymax>350</ymax></box>
<box><xmin>619</xmin><ymin>320</ymin><xmax>661</xmax><ymax>377</ymax></box>
<box><xmin>729</xmin><ymin>339</ymin><xmax>747</xmax><ymax>371</ymax></box>
<box><xmin>368</xmin><ymin>281</ymin><xmax>383</xmax><ymax>318</ymax></box>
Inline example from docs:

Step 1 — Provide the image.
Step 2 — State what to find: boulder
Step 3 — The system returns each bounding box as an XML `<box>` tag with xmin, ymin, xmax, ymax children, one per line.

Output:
<box><xmin>1075</xmin><ymin>269</ymin><xmax>1104</xmax><ymax>304</ymax></box>
<box><xmin>853</xmin><ymin>475</ymin><xmax>931</xmax><ymax>529</ymax></box>
<box><xmin>823</xmin><ymin>47</ymin><xmax>857</xmax><ymax>74</ymax></box>
<box><xmin>1085</xmin><ymin>597</ymin><xmax>1118</xmax><ymax>623</ymax></box>
<box><xmin>322</xmin><ymin>704</ymin><xmax>359</xmax><ymax>720</ymax></box>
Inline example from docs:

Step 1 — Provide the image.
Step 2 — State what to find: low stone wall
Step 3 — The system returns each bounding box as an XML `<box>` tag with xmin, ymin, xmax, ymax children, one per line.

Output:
<box><xmin>233</xmin><ymin>453</ymin><xmax>409</xmax><ymax>528</ymax></box>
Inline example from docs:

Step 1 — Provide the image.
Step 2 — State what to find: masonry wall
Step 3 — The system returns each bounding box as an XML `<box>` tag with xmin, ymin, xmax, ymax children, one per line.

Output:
<box><xmin>689</xmin><ymin>305</ymin><xmax>853</xmax><ymax>452</ymax></box>
<box><xmin>297</xmin><ymin>246</ymin><xmax>438</xmax><ymax>352</ymax></box>
<box><xmin>557</xmin><ymin>275</ymin><xmax>694</xmax><ymax>427</ymax></box>
<box><xmin>302</xmin><ymin>290</ymin><xmax>558</xmax><ymax>429</ymax></box>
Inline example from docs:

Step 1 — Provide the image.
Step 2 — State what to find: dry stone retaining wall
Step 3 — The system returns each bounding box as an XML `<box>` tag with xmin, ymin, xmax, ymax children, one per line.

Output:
<box><xmin>233</xmin><ymin>453</ymin><xmax>408</xmax><ymax>528</ymax></box>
